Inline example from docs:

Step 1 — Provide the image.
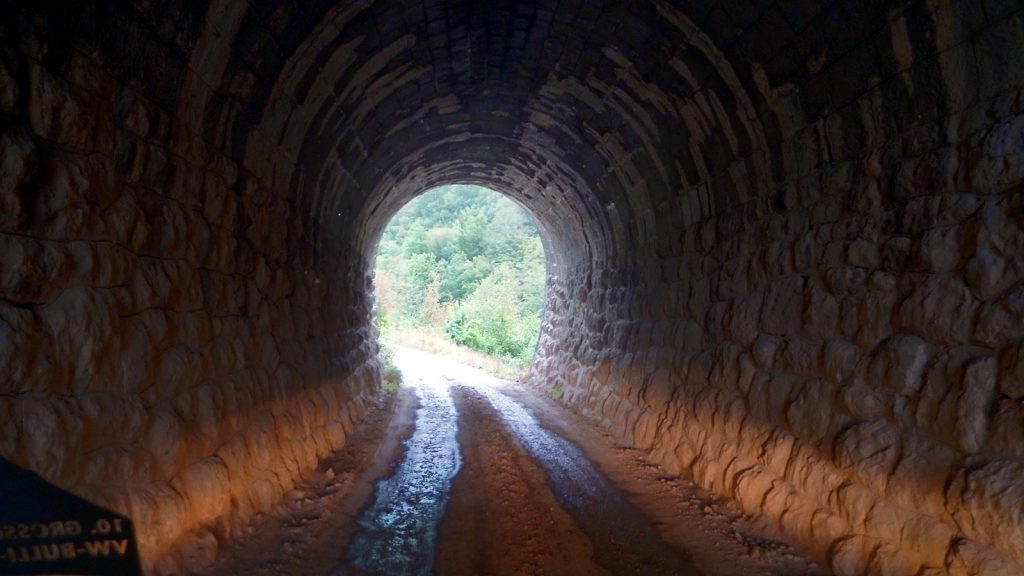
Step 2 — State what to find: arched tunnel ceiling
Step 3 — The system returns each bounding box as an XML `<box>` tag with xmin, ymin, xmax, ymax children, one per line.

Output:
<box><xmin>148</xmin><ymin>0</ymin><xmax>886</xmax><ymax>271</ymax></box>
<box><xmin>13</xmin><ymin>0</ymin><xmax>982</xmax><ymax>273</ymax></box>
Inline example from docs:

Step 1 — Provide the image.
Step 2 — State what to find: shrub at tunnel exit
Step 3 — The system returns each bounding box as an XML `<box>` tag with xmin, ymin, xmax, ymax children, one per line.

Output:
<box><xmin>375</xmin><ymin>185</ymin><xmax>546</xmax><ymax>364</ymax></box>
<box><xmin>445</xmin><ymin>263</ymin><xmax>540</xmax><ymax>358</ymax></box>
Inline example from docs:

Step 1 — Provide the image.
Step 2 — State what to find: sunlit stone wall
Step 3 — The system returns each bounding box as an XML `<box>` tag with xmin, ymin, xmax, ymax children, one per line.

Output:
<box><xmin>533</xmin><ymin>4</ymin><xmax>1024</xmax><ymax>575</ymax></box>
<box><xmin>0</xmin><ymin>5</ymin><xmax>381</xmax><ymax>572</ymax></box>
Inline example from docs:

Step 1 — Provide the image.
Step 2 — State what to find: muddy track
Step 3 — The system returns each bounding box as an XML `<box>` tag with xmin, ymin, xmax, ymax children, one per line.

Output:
<box><xmin>436</xmin><ymin>385</ymin><xmax>612</xmax><ymax>576</ymax></box>
<box><xmin>197</xmin><ymin>389</ymin><xmax>419</xmax><ymax>576</ymax></box>
<box><xmin>204</xmin><ymin>347</ymin><xmax>825</xmax><ymax>576</ymax></box>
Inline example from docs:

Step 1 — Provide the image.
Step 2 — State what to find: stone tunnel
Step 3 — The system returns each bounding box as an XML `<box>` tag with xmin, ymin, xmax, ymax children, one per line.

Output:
<box><xmin>1</xmin><ymin>0</ymin><xmax>1023</xmax><ymax>574</ymax></box>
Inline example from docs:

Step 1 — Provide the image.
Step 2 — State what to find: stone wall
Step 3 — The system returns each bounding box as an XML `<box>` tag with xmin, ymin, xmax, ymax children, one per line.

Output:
<box><xmin>532</xmin><ymin>5</ymin><xmax>1024</xmax><ymax>575</ymax></box>
<box><xmin>0</xmin><ymin>6</ymin><xmax>381</xmax><ymax>572</ymax></box>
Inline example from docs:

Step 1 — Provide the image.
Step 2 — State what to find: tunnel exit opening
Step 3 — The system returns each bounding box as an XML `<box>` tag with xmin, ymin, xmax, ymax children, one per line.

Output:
<box><xmin>371</xmin><ymin>184</ymin><xmax>549</xmax><ymax>379</ymax></box>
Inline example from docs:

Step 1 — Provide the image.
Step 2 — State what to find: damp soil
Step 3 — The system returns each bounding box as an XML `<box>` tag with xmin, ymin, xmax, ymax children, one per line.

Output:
<box><xmin>435</xmin><ymin>386</ymin><xmax>613</xmax><ymax>576</ymax></box>
<box><xmin>496</xmin><ymin>385</ymin><xmax>827</xmax><ymax>576</ymax></box>
<box><xmin>338</xmin><ymin>363</ymin><xmax>462</xmax><ymax>575</ymax></box>
<box><xmin>203</xmin><ymin>347</ymin><xmax>826</xmax><ymax>576</ymax></box>
<box><xmin>196</xmin><ymin>388</ymin><xmax>419</xmax><ymax>576</ymax></box>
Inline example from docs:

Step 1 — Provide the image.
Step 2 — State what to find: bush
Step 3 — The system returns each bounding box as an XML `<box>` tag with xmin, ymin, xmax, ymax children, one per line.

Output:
<box><xmin>375</xmin><ymin>185</ymin><xmax>545</xmax><ymax>366</ymax></box>
<box><xmin>380</xmin><ymin>343</ymin><xmax>402</xmax><ymax>393</ymax></box>
<box><xmin>445</xmin><ymin>264</ymin><xmax>538</xmax><ymax>362</ymax></box>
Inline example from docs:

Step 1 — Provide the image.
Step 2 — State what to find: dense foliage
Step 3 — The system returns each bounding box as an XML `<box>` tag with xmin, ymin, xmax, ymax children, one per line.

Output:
<box><xmin>374</xmin><ymin>185</ymin><xmax>547</xmax><ymax>364</ymax></box>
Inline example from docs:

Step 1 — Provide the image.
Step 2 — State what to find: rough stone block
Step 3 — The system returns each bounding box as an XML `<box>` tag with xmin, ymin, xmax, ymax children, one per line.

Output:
<box><xmin>945</xmin><ymin>537</ymin><xmax>1023</xmax><ymax>576</ymax></box>
<box><xmin>1000</xmin><ymin>340</ymin><xmax>1024</xmax><ymax>399</ymax></box>
<box><xmin>970</xmin><ymin>114</ymin><xmax>1024</xmax><ymax>192</ymax></box>
<box><xmin>866</xmin><ymin>334</ymin><xmax>932</xmax><ymax>395</ymax></box>
<box><xmin>881</xmin><ymin>236</ymin><xmax>913</xmax><ymax>271</ymax></box>
<box><xmin>919</xmin><ymin>225</ymin><xmax>961</xmax><ymax>272</ymax></box>
<box><xmin>784</xmin><ymin>378</ymin><xmax>834</xmax><ymax>446</ymax></box>
<box><xmin>838</xmin><ymin>384</ymin><xmax>889</xmax><ymax>420</ymax></box>
<box><xmin>725</xmin><ymin>291</ymin><xmax>762</xmax><ymax>346</ymax></box>
<box><xmin>760</xmin><ymin>275</ymin><xmax>805</xmax><ymax>336</ymax></box>
<box><xmin>965</xmin><ymin>249</ymin><xmax>1010</xmax><ymax>301</ymax></box>
<box><xmin>989</xmin><ymin>398</ymin><xmax>1024</xmax><ymax>460</ymax></box>
<box><xmin>823</xmin><ymin>338</ymin><xmax>863</xmax><ymax>384</ymax></box>
<box><xmin>974</xmin><ymin>283</ymin><xmax>1024</xmax><ymax>346</ymax></box>
<box><xmin>828</xmin><ymin>532</ymin><xmax>878</xmax><ymax>576</ymax></box>
<box><xmin>895</xmin><ymin>274</ymin><xmax>978</xmax><ymax>344</ymax></box>
<box><xmin>751</xmin><ymin>334</ymin><xmax>781</xmax><ymax>368</ymax></box>
<box><xmin>834</xmin><ymin>419</ymin><xmax>900</xmax><ymax>493</ymax></box>
<box><xmin>847</xmin><ymin>238</ymin><xmax>880</xmax><ymax>268</ymax></box>
<box><xmin>955</xmin><ymin>356</ymin><xmax>996</xmax><ymax>453</ymax></box>
<box><xmin>804</xmin><ymin>278</ymin><xmax>841</xmax><ymax>338</ymax></box>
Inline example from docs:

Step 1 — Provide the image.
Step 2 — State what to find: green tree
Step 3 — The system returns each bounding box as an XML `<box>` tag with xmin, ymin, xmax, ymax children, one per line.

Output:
<box><xmin>374</xmin><ymin>185</ymin><xmax>547</xmax><ymax>363</ymax></box>
<box><xmin>447</xmin><ymin>263</ymin><xmax>539</xmax><ymax>360</ymax></box>
<box><xmin>401</xmin><ymin>252</ymin><xmax>440</xmax><ymax>324</ymax></box>
<box><xmin>456</xmin><ymin>208</ymin><xmax>489</xmax><ymax>260</ymax></box>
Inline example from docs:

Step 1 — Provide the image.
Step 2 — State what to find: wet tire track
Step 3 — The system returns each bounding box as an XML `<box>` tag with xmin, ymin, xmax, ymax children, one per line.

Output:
<box><xmin>466</xmin><ymin>382</ymin><xmax>702</xmax><ymax>576</ymax></box>
<box><xmin>436</xmin><ymin>386</ymin><xmax>613</xmax><ymax>576</ymax></box>
<box><xmin>339</xmin><ymin>347</ymin><xmax>699</xmax><ymax>575</ymax></box>
<box><xmin>335</xmin><ymin>371</ymin><xmax>461</xmax><ymax>576</ymax></box>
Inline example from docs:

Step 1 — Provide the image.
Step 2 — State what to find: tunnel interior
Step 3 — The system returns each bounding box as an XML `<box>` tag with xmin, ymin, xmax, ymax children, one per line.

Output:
<box><xmin>2</xmin><ymin>0</ymin><xmax>1024</xmax><ymax>574</ymax></box>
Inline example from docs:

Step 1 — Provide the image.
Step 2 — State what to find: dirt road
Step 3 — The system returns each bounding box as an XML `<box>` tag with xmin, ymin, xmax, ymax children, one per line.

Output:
<box><xmin>436</xmin><ymin>386</ymin><xmax>613</xmax><ymax>576</ymax></box>
<box><xmin>205</xmin><ymin>347</ymin><xmax>825</xmax><ymax>576</ymax></box>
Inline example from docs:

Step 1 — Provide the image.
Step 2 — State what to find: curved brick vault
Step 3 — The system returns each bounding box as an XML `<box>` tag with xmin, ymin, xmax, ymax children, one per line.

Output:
<box><xmin>2</xmin><ymin>0</ymin><xmax>1023</xmax><ymax>574</ymax></box>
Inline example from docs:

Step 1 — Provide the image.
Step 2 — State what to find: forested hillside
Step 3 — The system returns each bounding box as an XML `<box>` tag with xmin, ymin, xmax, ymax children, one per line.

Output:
<box><xmin>374</xmin><ymin>185</ymin><xmax>547</xmax><ymax>368</ymax></box>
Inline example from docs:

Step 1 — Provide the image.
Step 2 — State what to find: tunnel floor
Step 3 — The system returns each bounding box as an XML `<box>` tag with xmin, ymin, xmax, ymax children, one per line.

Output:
<box><xmin>200</xmin><ymin>349</ymin><xmax>826</xmax><ymax>576</ymax></box>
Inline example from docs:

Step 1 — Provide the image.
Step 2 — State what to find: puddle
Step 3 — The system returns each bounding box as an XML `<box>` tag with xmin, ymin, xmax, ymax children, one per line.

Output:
<box><xmin>333</xmin><ymin>367</ymin><xmax>461</xmax><ymax>576</ymax></box>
